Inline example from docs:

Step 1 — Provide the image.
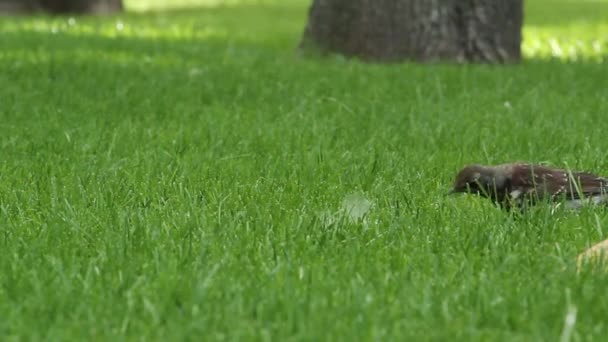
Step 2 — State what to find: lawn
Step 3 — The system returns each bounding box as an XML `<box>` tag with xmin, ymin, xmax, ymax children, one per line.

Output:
<box><xmin>0</xmin><ymin>0</ymin><xmax>607</xmax><ymax>340</ymax></box>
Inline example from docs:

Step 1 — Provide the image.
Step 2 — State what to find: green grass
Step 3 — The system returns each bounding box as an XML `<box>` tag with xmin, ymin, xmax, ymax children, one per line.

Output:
<box><xmin>1</xmin><ymin>0</ymin><xmax>608</xmax><ymax>340</ymax></box>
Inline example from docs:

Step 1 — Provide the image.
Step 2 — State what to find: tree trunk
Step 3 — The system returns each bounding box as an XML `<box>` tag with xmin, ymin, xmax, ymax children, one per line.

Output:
<box><xmin>300</xmin><ymin>0</ymin><xmax>523</xmax><ymax>63</ymax></box>
<box><xmin>0</xmin><ymin>0</ymin><xmax>122</xmax><ymax>14</ymax></box>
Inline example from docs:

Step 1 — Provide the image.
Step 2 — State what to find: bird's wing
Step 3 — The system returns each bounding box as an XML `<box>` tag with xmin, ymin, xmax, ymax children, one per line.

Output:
<box><xmin>512</xmin><ymin>164</ymin><xmax>608</xmax><ymax>199</ymax></box>
<box><xmin>560</xmin><ymin>171</ymin><xmax>608</xmax><ymax>198</ymax></box>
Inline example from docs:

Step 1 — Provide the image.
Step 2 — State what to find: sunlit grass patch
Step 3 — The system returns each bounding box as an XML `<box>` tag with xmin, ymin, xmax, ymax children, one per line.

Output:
<box><xmin>0</xmin><ymin>4</ymin><xmax>305</xmax><ymax>45</ymax></box>
<box><xmin>0</xmin><ymin>16</ymin><xmax>228</xmax><ymax>40</ymax></box>
<box><xmin>523</xmin><ymin>24</ymin><xmax>608</xmax><ymax>62</ymax></box>
<box><xmin>124</xmin><ymin>0</ymin><xmax>308</xmax><ymax>12</ymax></box>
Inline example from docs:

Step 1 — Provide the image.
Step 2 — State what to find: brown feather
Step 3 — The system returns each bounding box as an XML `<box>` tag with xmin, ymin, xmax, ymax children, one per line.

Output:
<box><xmin>511</xmin><ymin>164</ymin><xmax>608</xmax><ymax>200</ymax></box>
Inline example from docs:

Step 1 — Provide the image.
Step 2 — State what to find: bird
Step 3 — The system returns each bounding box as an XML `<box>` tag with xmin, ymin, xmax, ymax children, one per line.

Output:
<box><xmin>449</xmin><ymin>162</ymin><xmax>608</xmax><ymax>209</ymax></box>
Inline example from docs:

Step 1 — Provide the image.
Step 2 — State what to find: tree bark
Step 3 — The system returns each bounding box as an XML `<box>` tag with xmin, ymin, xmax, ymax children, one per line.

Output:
<box><xmin>0</xmin><ymin>0</ymin><xmax>122</xmax><ymax>14</ymax></box>
<box><xmin>300</xmin><ymin>0</ymin><xmax>523</xmax><ymax>63</ymax></box>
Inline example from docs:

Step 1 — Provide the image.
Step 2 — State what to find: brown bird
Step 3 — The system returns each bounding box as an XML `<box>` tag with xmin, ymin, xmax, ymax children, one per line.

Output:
<box><xmin>450</xmin><ymin>163</ymin><xmax>608</xmax><ymax>209</ymax></box>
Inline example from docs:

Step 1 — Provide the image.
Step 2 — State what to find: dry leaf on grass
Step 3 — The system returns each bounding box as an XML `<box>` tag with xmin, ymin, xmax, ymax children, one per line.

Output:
<box><xmin>577</xmin><ymin>239</ymin><xmax>608</xmax><ymax>272</ymax></box>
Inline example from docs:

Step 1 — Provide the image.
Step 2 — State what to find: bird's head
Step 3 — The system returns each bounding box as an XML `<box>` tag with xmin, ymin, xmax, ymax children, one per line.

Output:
<box><xmin>450</xmin><ymin>164</ymin><xmax>506</xmax><ymax>197</ymax></box>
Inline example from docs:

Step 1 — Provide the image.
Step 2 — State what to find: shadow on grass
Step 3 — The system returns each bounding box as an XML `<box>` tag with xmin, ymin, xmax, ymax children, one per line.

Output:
<box><xmin>128</xmin><ymin>0</ymin><xmax>608</xmax><ymax>28</ymax></box>
<box><xmin>525</xmin><ymin>0</ymin><xmax>608</xmax><ymax>26</ymax></box>
<box><xmin>0</xmin><ymin>0</ymin><xmax>605</xmax><ymax>109</ymax></box>
<box><xmin>1</xmin><ymin>28</ymin><xmax>606</xmax><ymax>124</ymax></box>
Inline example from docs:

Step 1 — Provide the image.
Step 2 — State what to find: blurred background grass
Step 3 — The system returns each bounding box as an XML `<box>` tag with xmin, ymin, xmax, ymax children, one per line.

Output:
<box><xmin>2</xmin><ymin>0</ymin><xmax>606</xmax><ymax>61</ymax></box>
<box><xmin>124</xmin><ymin>0</ymin><xmax>304</xmax><ymax>11</ymax></box>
